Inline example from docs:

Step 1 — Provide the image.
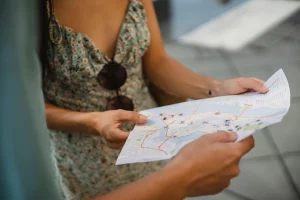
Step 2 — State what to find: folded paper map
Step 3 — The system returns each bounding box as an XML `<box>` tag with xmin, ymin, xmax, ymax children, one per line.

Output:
<box><xmin>116</xmin><ymin>69</ymin><xmax>290</xmax><ymax>165</ymax></box>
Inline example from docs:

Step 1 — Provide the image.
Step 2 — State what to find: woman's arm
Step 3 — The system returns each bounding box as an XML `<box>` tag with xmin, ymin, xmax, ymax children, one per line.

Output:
<box><xmin>45</xmin><ymin>102</ymin><xmax>147</xmax><ymax>148</ymax></box>
<box><xmin>141</xmin><ymin>0</ymin><xmax>221</xmax><ymax>99</ymax></box>
<box><xmin>45</xmin><ymin>102</ymin><xmax>95</xmax><ymax>134</ymax></box>
<box><xmin>141</xmin><ymin>0</ymin><xmax>268</xmax><ymax>99</ymax></box>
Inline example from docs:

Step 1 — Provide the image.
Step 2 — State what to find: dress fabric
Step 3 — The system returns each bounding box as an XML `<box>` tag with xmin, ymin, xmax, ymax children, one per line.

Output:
<box><xmin>43</xmin><ymin>1</ymin><xmax>164</xmax><ymax>199</ymax></box>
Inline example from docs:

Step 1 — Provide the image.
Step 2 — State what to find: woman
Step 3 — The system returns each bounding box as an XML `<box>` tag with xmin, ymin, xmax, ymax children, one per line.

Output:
<box><xmin>42</xmin><ymin>0</ymin><xmax>268</xmax><ymax>199</ymax></box>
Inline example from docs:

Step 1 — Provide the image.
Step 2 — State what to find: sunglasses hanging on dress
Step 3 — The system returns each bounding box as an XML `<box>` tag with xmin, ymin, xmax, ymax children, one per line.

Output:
<box><xmin>97</xmin><ymin>62</ymin><xmax>134</xmax><ymax>111</ymax></box>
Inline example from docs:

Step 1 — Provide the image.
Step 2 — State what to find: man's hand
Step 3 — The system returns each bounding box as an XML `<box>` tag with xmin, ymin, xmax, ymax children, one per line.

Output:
<box><xmin>89</xmin><ymin>131</ymin><xmax>254</xmax><ymax>200</ymax></box>
<box><xmin>169</xmin><ymin>132</ymin><xmax>254</xmax><ymax>197</ymax></box>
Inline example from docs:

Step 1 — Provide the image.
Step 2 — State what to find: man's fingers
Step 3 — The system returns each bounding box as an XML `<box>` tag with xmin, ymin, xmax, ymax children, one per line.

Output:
<box><xmin>239</xmin><ymin>78</ymin><xmax>268</xmax><ymax>94</ymax></box>
<box><xmin>236</xmin><ymin>135</ymin><xmax>255</xmax><ymax>155</ymax></box>
<box><xmin>202</xmin><ymin>131</ymin><xmax>238</xmax><ymax>143</ymax></box>
<box><xmin>116</xmin><ymin>110</ymin><xmax>147</xmax><ymax>124</ymax></box>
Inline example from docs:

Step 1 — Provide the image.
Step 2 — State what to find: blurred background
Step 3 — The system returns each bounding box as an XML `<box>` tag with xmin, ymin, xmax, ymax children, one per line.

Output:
<box><xmin>153</xmin><ymin>0</ymin><xmax>300</xmax><ymax>200</ymax></box>
<box><xmin>1</xmin><ymin>0</ymin><xmax>299</xmax><ymax>200</ymax></box>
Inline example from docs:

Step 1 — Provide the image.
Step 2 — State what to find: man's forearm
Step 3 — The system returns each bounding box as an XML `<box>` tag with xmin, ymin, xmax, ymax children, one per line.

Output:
<box><xmin>144</xmin><ymin>56</ymin><xmax>221</xmax><ymax>99</ymax></box>
<box><xmin>90</xmin><ymin>162</ymin><xmax>187</xmax><ymax>200</ymax></box>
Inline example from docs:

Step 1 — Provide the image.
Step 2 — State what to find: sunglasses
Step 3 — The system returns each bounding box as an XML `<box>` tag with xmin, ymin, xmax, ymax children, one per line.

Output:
<box><xmin>97</xmin><ymin>62</ymin><xmax>134</xmax><ymax>111</ymax></box>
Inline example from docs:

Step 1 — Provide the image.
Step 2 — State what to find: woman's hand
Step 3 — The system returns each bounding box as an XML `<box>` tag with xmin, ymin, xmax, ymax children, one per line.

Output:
<box><xmin>216</xmin><ymin>77</ymin><xmax>269</xmax><ymax>96</ymax></box>
<box><xmin>88</xmin><ymin>110</ymin><xmax>147</xmax><ymax>149</ymax></box>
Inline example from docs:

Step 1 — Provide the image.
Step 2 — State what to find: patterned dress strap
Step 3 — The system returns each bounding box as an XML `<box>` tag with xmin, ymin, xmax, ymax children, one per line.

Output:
<box><xmin>47</xmin><ymin>0</ymin><xmax>63</xmax><ymax>44</ymax></box>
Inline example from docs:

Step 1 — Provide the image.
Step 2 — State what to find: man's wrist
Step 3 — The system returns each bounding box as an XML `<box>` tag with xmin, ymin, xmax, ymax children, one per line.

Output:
<box><xmin>155</xmin><ymin>161</ymin><xmax>189</xmax><ymax>199</ymax></box>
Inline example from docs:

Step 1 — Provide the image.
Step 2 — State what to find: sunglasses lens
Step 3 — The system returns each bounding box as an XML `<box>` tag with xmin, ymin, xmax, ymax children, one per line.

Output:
<box><xmin>97</xmin><ymin>63</ymin><xmax>127</xmax><ymax>90</ymax></box>
<box><xmin>97</xmin><ymin>63</ymin><xmax>132</xmax><ymax>111</ymax></box>
<box><xmin>106</xmin><ymin>96</ymin><xmax>134</xmax><ymax>111</ymax></box>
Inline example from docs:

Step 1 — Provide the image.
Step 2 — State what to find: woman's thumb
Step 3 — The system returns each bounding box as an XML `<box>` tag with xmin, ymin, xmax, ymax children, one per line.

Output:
<box><xmin>117</xmin><ymin>110</ymin><xmax>148</xmax><ymax>124</ymax></box>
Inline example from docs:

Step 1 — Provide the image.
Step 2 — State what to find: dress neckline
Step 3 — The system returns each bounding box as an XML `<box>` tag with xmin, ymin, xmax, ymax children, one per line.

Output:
<box><xmin>50</xmin><ymin>0</ymin><xmax>135</xmax><ymax>63</ymax></box>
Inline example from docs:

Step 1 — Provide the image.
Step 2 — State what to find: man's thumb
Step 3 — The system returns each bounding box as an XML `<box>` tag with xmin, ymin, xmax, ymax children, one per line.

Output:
<box><xmin>208</xmin><ymin>131</ymin><xmax>238</xmax><ymax>143</ymax></box>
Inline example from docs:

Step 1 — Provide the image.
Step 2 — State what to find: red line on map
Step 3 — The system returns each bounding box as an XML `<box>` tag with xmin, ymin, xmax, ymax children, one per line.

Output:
<box><xmin>268</xmin><ymin>78</ymin><xmax>280</xmax><ymax>89</ymax></box>
<box><xmin>140</xmin><ymin>131</ymin><xmax>168</xmax><ymax>155</ymax></box>
<box><xmin>139</xmin><ymin>99</ymin><xmax>282</xmax><ymax>155</ymax></box>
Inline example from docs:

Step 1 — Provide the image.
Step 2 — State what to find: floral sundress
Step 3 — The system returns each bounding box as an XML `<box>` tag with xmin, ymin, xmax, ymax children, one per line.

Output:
<box><xmin>43</xmin><ymin>1</ymin><xmax>164</xmax><ymax>199</ymax></box>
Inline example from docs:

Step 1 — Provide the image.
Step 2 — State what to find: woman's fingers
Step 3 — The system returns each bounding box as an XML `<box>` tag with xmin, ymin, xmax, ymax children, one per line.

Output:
<box><xmin>105</xmin><ymin>128</ymin><xmax>129</xmax><ymax>143</ymax></box>
<box><xmin>238</xmin><ymin>77</ymin><xmax>268</xmax><ymax>93</ymax></box>
<box><xmin>252</xmin><ymin>78</ymin><xmax>264</xmax><ymax>84</ymax></box>
<box><xmin>109</xmin><ymin>142</ymin><xmax>125</xmax><ymax>149</ymax></box>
